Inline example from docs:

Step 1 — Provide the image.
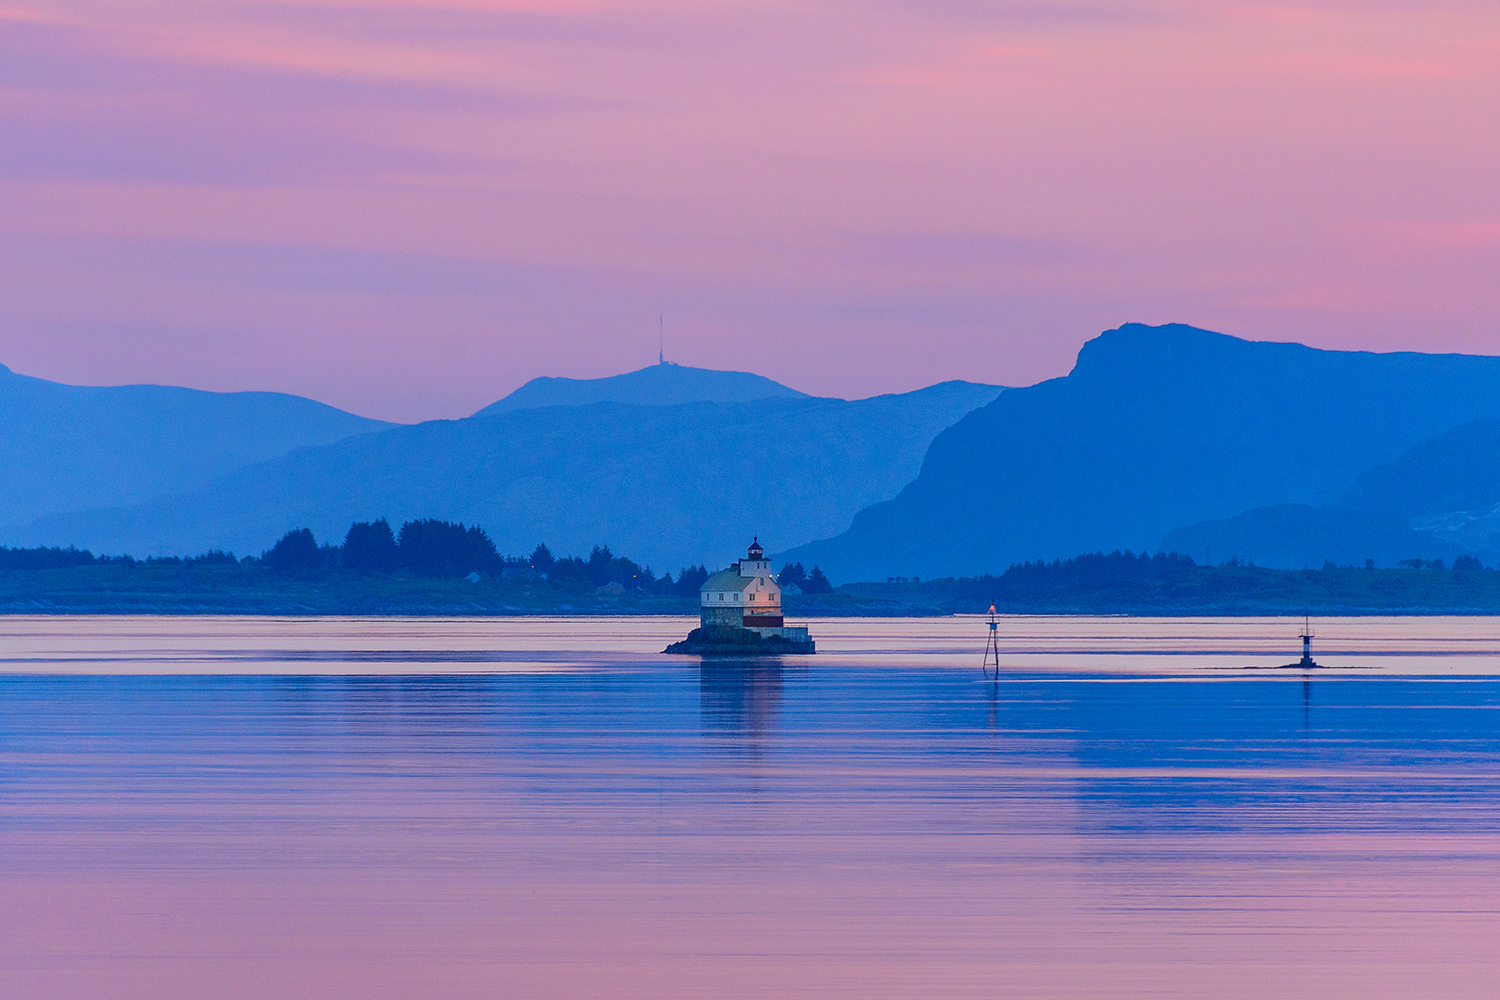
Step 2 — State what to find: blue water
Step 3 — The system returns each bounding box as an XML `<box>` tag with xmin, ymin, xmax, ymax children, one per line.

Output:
<box><xmin>3</xmin><ymin>668</ymin><xmax>1498</xmax><ymax>854</ymax></box>
<box><xmin>1</xmin><ymin>617</ymin><xmax>1498</xmax><ymax>998</ymax></box>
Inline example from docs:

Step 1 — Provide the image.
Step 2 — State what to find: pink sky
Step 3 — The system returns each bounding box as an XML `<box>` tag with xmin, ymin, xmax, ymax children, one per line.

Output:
<box><xmin>1</xmin><ymin>0</ymin><xmax>1498</xmax><ymax>421</ymax></box>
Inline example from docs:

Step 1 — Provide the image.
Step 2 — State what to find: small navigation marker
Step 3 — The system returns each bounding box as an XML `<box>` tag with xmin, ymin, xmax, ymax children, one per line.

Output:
<box><xmin>1280</xmin><ymin>614</ymin><xmax>1321</xmax><ymax>669</ymax></box>
<box><xmin>982</xmin><ymin>604</ymin><xmax>1001</xmax><ymax>678</ymax></box>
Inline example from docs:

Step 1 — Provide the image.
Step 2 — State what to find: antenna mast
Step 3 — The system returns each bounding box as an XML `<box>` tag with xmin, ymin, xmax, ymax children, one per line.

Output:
<box><xmin>659</xmin><ymin>312</ymin><xmax>664</xmax><ymax>365</ymax></box>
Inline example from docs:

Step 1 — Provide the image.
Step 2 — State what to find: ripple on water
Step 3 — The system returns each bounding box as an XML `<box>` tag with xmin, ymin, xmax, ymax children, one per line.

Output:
<box><xmin>0</xmin><ymin>615</ymin><xmax>1498</xmax><ymax>999</ymax></box>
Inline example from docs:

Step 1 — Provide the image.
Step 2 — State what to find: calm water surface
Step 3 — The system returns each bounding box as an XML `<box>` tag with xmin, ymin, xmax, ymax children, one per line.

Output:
<box><xmin>1</xmin><ymin>615</ymin><xmax>1498</xmax><ymax>998</ymax></box>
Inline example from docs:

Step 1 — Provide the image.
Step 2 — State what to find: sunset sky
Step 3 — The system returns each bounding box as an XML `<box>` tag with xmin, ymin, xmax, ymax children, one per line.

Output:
<box><xmin>2</xmin><ymin>0</ymin><xmax>1497</xmax><ymax>421</ymax></box>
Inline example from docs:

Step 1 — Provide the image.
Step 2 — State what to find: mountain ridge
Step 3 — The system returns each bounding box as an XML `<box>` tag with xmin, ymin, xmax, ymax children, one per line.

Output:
<box><xmin>6</xmin><ymin>379</ymin><xmax>1004</xmax><ymax>567</ymax></box>
<box><xmin>0</xmin><ymin>363</ymin><xmax>392</xmax><ymax>527</ymax></box>
<box><xmin>780</xmin><ymin>324</ymin><xmax>1500</xmax><ymax>581</ymax></box>
<box><xmin>476</xmin><ymin>363</ymin><xmax>809</xmax><ymax>416</ymax></box>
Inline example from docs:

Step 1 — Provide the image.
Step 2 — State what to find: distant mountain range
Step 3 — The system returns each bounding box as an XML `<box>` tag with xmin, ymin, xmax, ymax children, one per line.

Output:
<box><xmin>17</xmin><ymin>327</ymin><xmax>1500</xmax><ymax>583</ymax></box>
<box><xmin>2</xmin><ymin>363</ymin><xmax>1001</xmax><ymax>571</ymax></box>
<box><xmin>782</xmin><ymin>325</ymin><xmax>1500</xmax><ymax>580</ymax></box>
<box><xmin>0</xmin><ymin>363</ymin><xmax>389</xmax><ymax>528</ymax></box>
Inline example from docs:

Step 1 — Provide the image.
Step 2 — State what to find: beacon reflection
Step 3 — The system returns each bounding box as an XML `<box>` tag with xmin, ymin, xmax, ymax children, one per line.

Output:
<box><xmin>699</xmin><ymin>661</ymin><xmax>783</xmax><ymax>750</ymax></box>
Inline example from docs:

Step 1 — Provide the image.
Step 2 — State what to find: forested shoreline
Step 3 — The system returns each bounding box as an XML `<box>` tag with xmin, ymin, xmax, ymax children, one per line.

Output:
<box><xmin>846</xmin><ymin>550</ymin><xmax>1500</xmax><ymax>615</ymax></box>
<box><xmin>6</xmin><ymin>538</ymin><xmax>1500</xmax><ymax>616</ymax></box>
<box><xmin>0</xmin><ymin>519</ymin><xmax>837</xmax><ymax>615</ymax></box>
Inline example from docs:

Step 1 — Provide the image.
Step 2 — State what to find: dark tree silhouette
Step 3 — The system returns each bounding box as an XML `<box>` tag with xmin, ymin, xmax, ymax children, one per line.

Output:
<box><xmin>397</xmin><ymin>519</ymin><xmax>502</xmax><ymax>578</ymax></box>
<box><xmin>263</xmin><ymin>528</ymin><xmax>324</xmax><ymax>576</ymax></box>
<box><xmin>804</xmin><ymin>566</ymin><xmax>833</xmax><ymax>594</ymax></box>
<box><xmin>542</xmin><ymin>544</ymin><xmax>656</xmax><ymax>590</ymax></box>
<box><xmin>342</xmin><ymin>518</ymin><xmax>400</xmax><ymax>573</ymax></box>
<box><xmin>586</xmin><ymin>545</ymin><xmax>616</xmax><ymax>586</ymax></box>
<box><xmin>674</xmin><ymin>564</ymin><xmax>709</xmax><ymax>596</ymax></box>
<box><xmin>777</xmin><ymin>562</ymin><xmax>807</xmax><ymax>589</ymax></box>
<box><xmin>0</xmin><ymin>545</ymin><xmax>96</xmax><ymax>570</ymax></box>
<box><xmin>530</xmin><ymin>544</ymin><xmax>555</xmax><ymax>574</ymax></box>
<box><xmin>999</xmin><ymin>550</ymin><xmax>1196</xmax><ymax>590</ymax></box>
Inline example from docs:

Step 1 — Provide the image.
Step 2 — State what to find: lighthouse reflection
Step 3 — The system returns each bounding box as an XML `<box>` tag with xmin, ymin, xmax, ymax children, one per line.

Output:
<box><xmin>699</xmin><ymin>661</ymin><xmax>784</xmax><ymax>752</ymax></box>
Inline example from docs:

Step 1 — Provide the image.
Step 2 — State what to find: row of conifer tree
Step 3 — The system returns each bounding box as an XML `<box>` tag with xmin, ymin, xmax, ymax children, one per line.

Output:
<box><xmin>262</xmin><ymin>518</ymin><xmax>833</xmax><ymax>593</ymax></box>
<box><xmin>0</xmin><ymin>518</ymin><xmax>836</xmax><ymax>593</ymax></box>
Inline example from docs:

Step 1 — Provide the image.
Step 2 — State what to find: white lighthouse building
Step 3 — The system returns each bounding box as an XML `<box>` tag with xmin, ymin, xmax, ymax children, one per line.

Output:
<box><xmin>662</xmin><ymin>538</ymin><xmax>815</xmax><ymax>654</ymax></box>
<box><xmin>699</xmin><ymin>539</ymin><xmax>811</xmax><ymax>645</ymax></box>
<box><xmin>701</xmin><ymin>538</ymin><xmax>782</xmax><ymax>627</ymax></box>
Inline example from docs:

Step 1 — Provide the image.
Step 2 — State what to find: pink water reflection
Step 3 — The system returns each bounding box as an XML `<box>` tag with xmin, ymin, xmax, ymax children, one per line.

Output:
<box><xmin>6</xmin><ymin>834</ymin><xmax>1497</xmax><ymax>999</ymax></box>
<box><xmin>0</xmin><ymin>616</ymin><xmax>1497</xmax><ymax>998</ymax></box>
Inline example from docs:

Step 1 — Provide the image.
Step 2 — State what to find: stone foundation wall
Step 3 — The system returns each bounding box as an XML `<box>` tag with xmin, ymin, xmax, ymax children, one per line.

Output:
<box><xmin>746</xmin><ymin>625</ymin><xmax>810</xmax><ymax>642</ymax></box>
<box><xmin>701</xmin><ymin>605</ymin><xmax>743</xmax><ymax>627</ymax></box>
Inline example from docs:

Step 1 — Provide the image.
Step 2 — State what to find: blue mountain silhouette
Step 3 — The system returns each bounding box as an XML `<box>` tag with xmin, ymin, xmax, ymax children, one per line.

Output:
<box><xmin>783</xmin><ymin>324</ymin><xmax>1500</xmax><ymax>579</ymax></box>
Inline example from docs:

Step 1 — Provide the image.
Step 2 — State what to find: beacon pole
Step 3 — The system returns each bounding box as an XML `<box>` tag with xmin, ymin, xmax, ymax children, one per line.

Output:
<box><xmin>982</xmin><ymin>604</ymin><xmax>1001</xmax><ymax>679</ymax></box>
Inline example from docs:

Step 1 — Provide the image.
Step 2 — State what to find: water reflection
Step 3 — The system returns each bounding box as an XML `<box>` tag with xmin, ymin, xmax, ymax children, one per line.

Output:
<box><xmin>3</xmin><ymin>619</ymin><xmax>1500</xmax><ymax>1000</ymax></box>
<box><xmin>699</xmin><ymin>661</ymin><xmax>783</xmax><ymax>752</ymax></box>
<box><xmin>1303</xmin><ymin>671</ymin><xmax>1313</xmax><ymax>731</ymax></box>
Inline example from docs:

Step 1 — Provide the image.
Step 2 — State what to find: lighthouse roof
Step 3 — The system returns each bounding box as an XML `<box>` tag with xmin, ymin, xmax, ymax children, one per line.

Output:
<box><xmin>701</xmin><ymin>568</ymin><xmax>758</xmax><ymax>593</ymax></box>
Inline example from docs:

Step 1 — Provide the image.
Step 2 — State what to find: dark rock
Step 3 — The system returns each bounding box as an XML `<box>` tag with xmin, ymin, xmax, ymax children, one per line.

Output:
<box><xmin>664</xmin><ymin>625</ymin><xmax>815</xmax><ymax>655</ymax></box>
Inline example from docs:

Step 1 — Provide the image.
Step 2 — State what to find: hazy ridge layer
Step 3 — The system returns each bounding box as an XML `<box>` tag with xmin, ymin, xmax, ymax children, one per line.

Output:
<box><xmin>7</xmin><ymin>380</ymin><xmax>1002</xmax><ymax>570</ymax></box>
<box><xmin>0</xmin><ymin>363</ymin><xmax>390</xmax><ymax>527</ymax></box>
<box><xmin>1164</xmin><ymin>419</ymin><xmax>1500</xmax><ymax>567</ymax></box>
